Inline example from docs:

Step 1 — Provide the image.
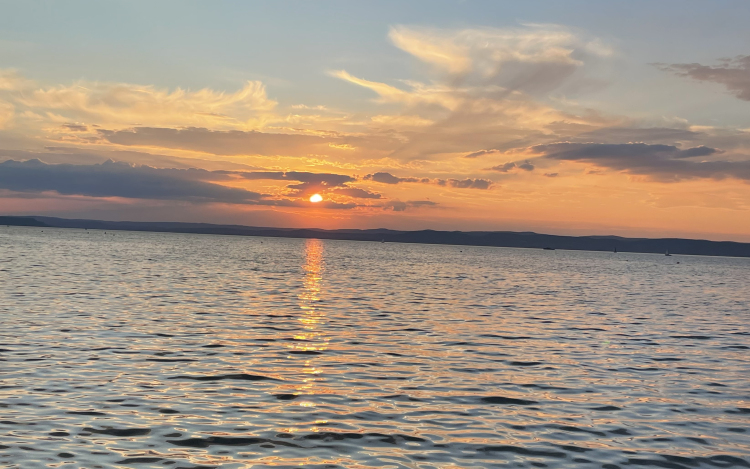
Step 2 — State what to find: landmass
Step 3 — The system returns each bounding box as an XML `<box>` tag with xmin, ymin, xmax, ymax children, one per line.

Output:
<box><xmin>2</xmin><ymin>215</ymin><xmax>749</xmax><ymax>258</ymax></box>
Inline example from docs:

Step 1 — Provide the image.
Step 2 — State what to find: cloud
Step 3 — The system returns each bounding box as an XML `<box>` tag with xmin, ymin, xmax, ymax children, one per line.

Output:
<box><xmin>531</xmin><ymin>142</ymin><xmax>750</xmax><ymax>181</ymax></box>
<box><xmin>364</xmin><ymin>172</ymin><xmax>492</xmax><ymax>189</ymax></box>
<box><xmin>98</xmin><ymin>127</ymin><xmax>328</xmax><ymax>157</ymax></box>
<box><xmin>61</xmin><ymin>123</ymin><xmax>89</xmax><ymax>132</ymax></box>
<box><xmin>331</xmin><ymin>70</ymin><xmax>461</xmax><ymax>110</ymax></box>
<box><xmin>656</xmin><ymin>56</ymin><xmax>750</xmax><ymax>101</ymax></box>
<box><xmin>437</xmin><ymin>178</ymin><xmax>493</xmax><ymax>189</ymax></box>
<box><xmin>16</xmin><ymin>79</ymin><xmax>277</xmax><ymax>128</ymax></box>
<box><xmin>0</xmin><ymin>101</ymin><xmax>12</xmax><ymax>128</ymax></box>
<box><xmin>0</xmin><ymin>69</ymin><xmax>31</xmax><ymax>91</ymax></box>
<box><xmin>226</xmin><ymin>170</ymin><xmax>356</xmax><ymax>197</ymax></box>
<box><xmin>489</xmin><ymin>162</ymin><xmax>517</xmax><ymax>172</ymax></box>
<box><xmin>388</xmin><ymin>24</ymin><xmax>611</xmax><ymax>94</ymax></box>
<box><xmin>0</xmin><ymin>159</ymin><xmax>372</xmax><ymax>208</ymax></box>
<box><xmin>364</xmin><ymin>172</ymin><xmax>429</xmax><ymax>184</ymax></box>
<box><xmin>544</xmin><ymin>172</ymin><xmax>559</xmax><ymax>177</ymax></box>
<box><xmin>576</xmin><ymin>127</ymin><xmax>701</xmax><ymax>144</ymax></box>
<box><xmin>0</xmin><ymin>159</ymin><xmax>265</xmax><ymax>204</ymax></box>
<box><xmin>230</xmin><ymin>170</ymin><xmax>354</xmax><ymax>187</ymax></box>
<box><xmin>331</xmin><ymin>187</ymin><xmax>382</xmax><ymax>199</ymax></box>
<box><xmin>464</xmin><ymin>149</ymin><xmax>501</xmax><ymax>158</ymax></box>
<box><xmin>333</xmin><ymin>25</ymin><xmax>618</xmax><ymax>161</ymax></box>
<box><xmin>488</xmin><ymin>161</ymin><xmax>533</xmax><ymax>172</ymax></box>
<box><xmin>0</xmin><ymin>147</ymin><xmax>264</xmax><ymax>171</ymax></box>
<box><xmin>383</xmin><ymin>200</ymin><xmax>438</xmax><ymax>211</ymax></box>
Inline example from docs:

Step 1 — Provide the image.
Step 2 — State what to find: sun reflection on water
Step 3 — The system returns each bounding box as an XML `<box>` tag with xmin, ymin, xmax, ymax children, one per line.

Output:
<box><xmin>290</xmin><ymin>238</ymin><xmax>330</xmax><ymax>410</ymax></box>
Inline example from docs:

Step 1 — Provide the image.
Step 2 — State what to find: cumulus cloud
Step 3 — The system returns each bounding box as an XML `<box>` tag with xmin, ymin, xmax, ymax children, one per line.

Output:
<box><xmin>531</xmin><ymin>142</ymin><xmax>750</xmax><ymax>181</ymax></box>
<box><xmin>656</xmin><ymin>56</ymin><xmax>750</xmax><ymax>101</ymax></box>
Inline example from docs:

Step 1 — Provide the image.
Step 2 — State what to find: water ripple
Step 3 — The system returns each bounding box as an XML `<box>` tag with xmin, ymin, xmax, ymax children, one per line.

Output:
<box><xmin>0</xmin><ymin>226</ymin><xmax>749</xmax><ymax>468</ymax></box>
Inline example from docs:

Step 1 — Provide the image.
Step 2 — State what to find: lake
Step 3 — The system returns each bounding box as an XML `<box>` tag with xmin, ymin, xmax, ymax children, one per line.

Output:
<box><xmin>1</xmin><ymin>226</ymin><xmax>748</xmax><ymax>468</ymax></box>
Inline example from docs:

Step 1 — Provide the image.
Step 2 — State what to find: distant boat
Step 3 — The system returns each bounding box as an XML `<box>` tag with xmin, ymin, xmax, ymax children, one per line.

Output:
<box><xmin>614</xmin><ymin>247</ymin><xmax>617</xmax><ymax>253</ymax></box>
<box><xmin>543</xmin><ymin>247</ymin><xmax>555</xmax><ymax>250</ymax></box>
<box><xmin>665</xmin><ymin>249</ymin><xmax>671</xmax><ymax>256</ymax></box>
<box><xmin>381</xmin><ymin>239</ymin><xmax>385</xmax><ymax>243</ymax></box>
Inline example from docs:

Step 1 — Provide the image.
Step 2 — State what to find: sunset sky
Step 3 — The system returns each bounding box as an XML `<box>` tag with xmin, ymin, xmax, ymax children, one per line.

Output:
<box><xmin>2</xmin><ymin>1</ymin><xmax>750</xmax><ymax>240</ymax></box>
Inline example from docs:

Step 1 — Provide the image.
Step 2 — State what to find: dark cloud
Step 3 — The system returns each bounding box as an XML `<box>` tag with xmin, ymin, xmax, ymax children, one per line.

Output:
<box><xmin>544</xmin><ymin>172</ymin><xmax>558</xmax><ymax>177</ymax></box>
<box><xmin>532</xmin><ymin>142</ymin><xmax>750</xmax><ymax>181</ymax></box>
<box><xmin>383</xmin><ymin>200</ymin><xmax>438</xmax><ymax>211</ymax></box>
<box><xmin>437</xmin><ymin>178</ymin><xmax>493</xmax><ymax>190</ymax></box>
<box><xmin>464</xmin><ymin>149</ymin><xmax>500</xmax><ymax>158</ymax></box>
<box><xmin>656</xmin><ymin>56</ymin><xmax>750</xmax><ymax>101</ymax></box>
<box><xmin>576</xmin><ymin>127</ymin><xmax>701</xmax><ymax>144</ymax></box>
<box><xmin>364</xmin><ymin>172</ymin><xmax>429</xmax><ymax>184</ymax></box>
<box><xmin>98</xmin><ymin>127</ymin><xmax>329</xmax><ymax>156</ymax></box>
<box><xmin>0</xmin><ymin>160</ymin><xmax>366</xmax><ymax>208</ymax></box>
<box><xmin>0</xmin><ymin>147</ymin><xmax>264</xmax><ymax>171</ymax></box>
<box><xmin>488</xmin><ymin>161</ymin><xmax>534</xmax><ymax>172</ymax></box>
<box><xmin>365</xmin><ymin>172</ymin><xmax>491</xmax><ymax>189</ymax></box>
<box><xmin>321</xmin><ymin>201</ymin><xmax>358</xmax><ymax>210</ymax></box>
<box><xmin>386</xmin><ymin>201</ymin><xmax>408</xmax><ymax>211</ymax></box>
<box><xmin>0</xmin><ymin>159</ymin><xmax>264</xmax><ymax>204</ymax></box>
<box><xmin>61</xmin><ymin>123</ymin><xmax>88</xmax><ymax>132</ymax></box>
<box><xmin>332</xmin><ymin>187</ymin><xmax>382</xmax><ymax>199</ymax></box>
<box><xmin>676</xmin><ymin>146</ymin><xmax>719</xmax><ymax>158</ymax></box>
<box><xmin>489</xmin><ymin>162</ymin><xmax>517</xmax><ymax>172</ymax></box>
<box><xmin>232</xmin><ymin>170</ymin><xmax>354</xmax><ymax>186</ymax></box>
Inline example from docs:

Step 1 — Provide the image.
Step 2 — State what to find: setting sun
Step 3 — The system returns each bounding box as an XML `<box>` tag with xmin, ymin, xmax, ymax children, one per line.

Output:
<box><xmin>309</xmin><ymin>194</ymin><xmax>323</xmax><ymax>203</ymax></box>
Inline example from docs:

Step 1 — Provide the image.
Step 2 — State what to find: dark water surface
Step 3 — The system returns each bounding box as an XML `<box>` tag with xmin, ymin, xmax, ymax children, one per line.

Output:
<box><xmin>1</xmin><ymin>227</ymin><xmax>748</xmax><ymax>468</ymax></box>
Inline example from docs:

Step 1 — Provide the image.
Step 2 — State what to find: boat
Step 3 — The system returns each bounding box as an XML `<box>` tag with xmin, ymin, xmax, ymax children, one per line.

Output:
<box><xmin>614</xmin><ymin>247</ymin><xmax>617</xmax><ymax>253</ymax></box>
<box><xmin>543</xmin><ymin>247</ymin><xmax>555</xmax><ymax>250</ymax></box>
<box><xmin>665</xmin><ymin>249</ymin><xmax>671</xmax><ymax>256</ymax></box>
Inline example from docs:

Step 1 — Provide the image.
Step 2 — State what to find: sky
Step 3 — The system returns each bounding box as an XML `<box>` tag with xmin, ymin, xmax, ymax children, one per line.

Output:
<box><xmin>1</xmin><ymin>1</ymin><xmax>750</xmax><ymax>241</ymax></box>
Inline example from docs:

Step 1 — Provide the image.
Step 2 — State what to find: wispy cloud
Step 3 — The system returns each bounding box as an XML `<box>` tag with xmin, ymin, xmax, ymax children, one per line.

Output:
<box><xmin>656</xmin><ymin>56</ymin><xmax>750</xmax><ymax>101</ymax></box>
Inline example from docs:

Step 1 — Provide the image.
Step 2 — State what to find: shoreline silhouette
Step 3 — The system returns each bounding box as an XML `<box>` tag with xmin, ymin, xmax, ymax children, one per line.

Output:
<box><xmin>2</xmin><ymin>215</ymin><xmax>749</xmax><ymax>258</ymax></box>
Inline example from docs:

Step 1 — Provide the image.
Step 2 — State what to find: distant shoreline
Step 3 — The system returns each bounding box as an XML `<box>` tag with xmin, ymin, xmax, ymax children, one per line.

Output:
<box><xmin>2</xmin><ymin>215</ymin><xmax>750</xmax><ymax>258</ymax></box>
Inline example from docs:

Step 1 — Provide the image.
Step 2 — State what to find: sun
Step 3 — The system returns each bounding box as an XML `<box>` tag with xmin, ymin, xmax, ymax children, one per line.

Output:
<box><xmin>309</xmin><ymin>193</ymin><xmax>323</xmax><ymax>203</ymax></box>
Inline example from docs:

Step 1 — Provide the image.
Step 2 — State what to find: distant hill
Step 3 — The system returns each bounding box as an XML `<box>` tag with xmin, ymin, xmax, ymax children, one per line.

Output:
<box><xmin>3</xmin><ymin>215</ymin><xmax>750</xmax><ymax>258</ymax></box>
<box><xmin>0</xmin><ymin>216</ymin><xmax>49</xmax><ymax>227</ymax></box>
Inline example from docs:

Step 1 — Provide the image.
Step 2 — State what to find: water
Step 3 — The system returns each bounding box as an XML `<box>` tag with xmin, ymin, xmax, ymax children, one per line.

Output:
<box><xmin>1</xmin><ymin>226</ymin><xmax>749</xmax><ymax>469</ymax></box>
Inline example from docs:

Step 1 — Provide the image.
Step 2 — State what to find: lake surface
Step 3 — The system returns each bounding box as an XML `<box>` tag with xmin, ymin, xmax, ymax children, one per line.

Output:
<box><xmin>1</xmin><ymin>226</ymin><xmax>749</xmax><ymax>469</ymax></box>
